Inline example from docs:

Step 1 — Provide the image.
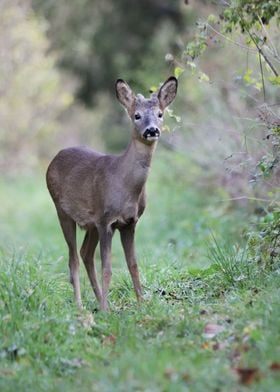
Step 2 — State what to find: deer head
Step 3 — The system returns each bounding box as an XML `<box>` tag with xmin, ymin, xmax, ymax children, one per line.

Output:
<box><xmin>116</xmin><ymin>77</ymin><xmax>177</xmax><ymax>144</ymax></box>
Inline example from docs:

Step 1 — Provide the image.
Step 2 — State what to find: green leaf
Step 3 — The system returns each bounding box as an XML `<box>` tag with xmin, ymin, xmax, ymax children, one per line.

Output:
<box><xmin>254</xmin><ymin>82</ymin><xmax>262</xmax><ymax>91</ymax></box>
<box><xmin>149</xmin><ymin>85</ymin><xmax>157</xmax><ymax>93</ymax></box>
<box><xmin>207</xmin><ymin>14</ymin><xmax>218</xmax><ymax>24</ymax></box>
<box><xmin>198</xmin><ymin>71</ymin><xmax>210</xmax><ymax>83</ymax></box>
<box><xmin>243</xmin><ymin>69</ymin><xmax>254</xmax><ymax>84</ymax></box>
<box><xmin>174</xmin><ymin>66</ymin><xmax>184</xmax><ymax>79</ymax></box>
<box><xmin>166</xmin><ymin>108</ymin><xmax>181</xmax><ymax>123</ymax></box>
<box><xmin>269</xmin><ymin>76</ymin><xmax>280</xmax><ymax>85</ymax></box>
<box><xmin>162</xmin><ymin>125</ymin><xmax>170</xmax><ymax>132</ymax></box>
<box><xmin>186</xmin><ymin>61</ymin><xmax>196</xmax><ymax>75</ymax></box>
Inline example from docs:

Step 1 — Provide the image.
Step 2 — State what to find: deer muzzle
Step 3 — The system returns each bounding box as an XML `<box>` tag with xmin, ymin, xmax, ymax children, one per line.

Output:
<box><xmin>143</xmin><ymin>127</ymin><xmax>160</xmax><ymax>141</ymax></box>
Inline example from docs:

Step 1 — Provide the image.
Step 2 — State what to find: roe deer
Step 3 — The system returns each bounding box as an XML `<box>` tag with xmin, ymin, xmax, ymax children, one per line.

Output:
<box><xmin>46</xmin><ymin>76</ymin><xmax>178</xmax><ymax>311</ymax></box>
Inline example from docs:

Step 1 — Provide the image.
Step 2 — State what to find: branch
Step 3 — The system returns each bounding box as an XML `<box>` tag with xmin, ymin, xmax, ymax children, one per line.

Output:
<box><xmin>258</xmin><ymin>46</ymin><xmax>279</xmax><ymax>77</ymax></box>
<box><xmin>240</xmin><ymin>17</ymin><xmax>279</xmax><ymax>77</ymax></box>
<box><xmin>218</xmin><ymin>196</ymin><xmax>279</xmax><ymax>204</ymax></box>
<box><xmin>258</xmin><ymin>51</ymin><xmax>266</xmax><ymax>102</ymax></box>
<box><xmin>207</xmin><ymin>23</ymin><xmax>256</xmax><ymax>54</ymax></box>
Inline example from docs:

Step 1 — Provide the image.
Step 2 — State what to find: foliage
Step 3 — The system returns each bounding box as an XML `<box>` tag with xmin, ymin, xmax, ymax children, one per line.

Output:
<box><xmin>221</xmin><ymin>0</ymin><xmax>280</xmax><ymax>32</ymax></box>
<box><xmin>176</xmin><ymin>0</ymin><xmax>280</xmax><ymax>266</ymax></box>
<box><xmin>33</xmin><ymin>0</ymin><xmax>186</xmax><ymax>105</ymax></box>
<box><xmin>0</xmin><ymin>0</ymin><xmax>73</xmax><ymax>172</ymax></box>
<box><xmin>248</xmin><ymin>210</ymin><xmax>280</xmax><ymax>267</ymax></box>
<box><xmin>216</xmin><ymin>1</ymin><xmax>280</xmax><ymax>267</ymax></box>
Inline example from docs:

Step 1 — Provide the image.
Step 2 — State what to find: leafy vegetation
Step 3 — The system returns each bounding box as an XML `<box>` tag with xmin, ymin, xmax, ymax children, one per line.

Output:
<box><xmin>33</xmin><ymin>0</ymin><xmax>186</xmax><ymax>105</ymax></box>
<box><xmin>177</xmin><ymin>0</ymin><xmax>280</xmax><ymax>269</ymax></box>
<box><xmin>248</xmin><ymin>209</ymin><xmax>280</xmax><ymax>267</ymax></box>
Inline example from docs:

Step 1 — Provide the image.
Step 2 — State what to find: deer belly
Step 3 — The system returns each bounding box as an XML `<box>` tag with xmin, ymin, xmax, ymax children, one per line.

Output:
<box><xmin>115</xmin><ymin>203</ymin><xmax>139</xmax><ymax>226</ymax></box>
<box><xmin>60</xmin><ymin>197</ymin><xmax>98</xmax><ymax>229</ymax></box>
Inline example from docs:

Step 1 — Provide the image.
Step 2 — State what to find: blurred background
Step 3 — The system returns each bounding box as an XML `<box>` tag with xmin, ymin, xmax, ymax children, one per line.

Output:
<box><xmin>0</xmin><ymin>0</ymin><xmax>279</xmax><ymax>264</ymax></box>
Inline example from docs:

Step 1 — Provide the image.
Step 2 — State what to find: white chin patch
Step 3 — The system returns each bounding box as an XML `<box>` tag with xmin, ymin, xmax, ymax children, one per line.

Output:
<box><xmin>145</xmin><ymin>135</ymin><xmax>159</xmax><ymax>141</ymax></box>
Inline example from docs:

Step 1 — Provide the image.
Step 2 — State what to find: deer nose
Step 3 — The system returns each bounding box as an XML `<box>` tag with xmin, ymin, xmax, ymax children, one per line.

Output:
<box><xmin>143</xmin><ymin>127</ymin><xmax>160</xmax><ymax>140</ymax></box>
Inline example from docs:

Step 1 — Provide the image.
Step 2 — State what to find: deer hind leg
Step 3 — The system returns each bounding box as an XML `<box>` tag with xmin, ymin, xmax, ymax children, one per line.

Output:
<box><xmin>98</xmin><ymin>226</ymin><xmax>113</xmax><ymax>311</ymax></box>
<box><xmin>120</xmin><ymin>223</ymin><xmax>143</xmax><ymax>301</ymax></box>
<box><xmin>80</xmin><ymin>227</ymin><xmax>102</xmax><ymax>303</ymax></box>
<box><xmin>56</xmin><ymin>207</ymin><xmax>82</xmax><ymax>308</ymax></box>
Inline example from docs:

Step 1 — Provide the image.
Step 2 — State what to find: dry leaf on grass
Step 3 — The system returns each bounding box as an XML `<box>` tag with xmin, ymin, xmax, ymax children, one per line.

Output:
<box><xmin>164</xmin><ymin>367</ymin><xmax>178</xmax><ymax>381</ymax></box>
<box><xmin>234</xmin><ymin>367</ymin><xmax>261</xmax><ymax>385</ymax></box>
<box><xmin>203</xmin><ymin>323</ymin><xmax>225</xmax><ymax>338</ymax></box>
<box><xmin>164</xmin><ymin>368</ymin><xmax>190</xmax><ymax>383</ymax></box>
<box><xmin>212</xmin><ymin>342</ymin><xmax>226</xmax><ymax>351</ymax></box>
<box><xmin>77</xmin><ymin>311</ymin><xmax>95</xmax><ymax>330</ymax></box>
<box><xmin>270</xmin><ymin>362</ymin><xmax>280</xmax><ymax>371</ymax></box>
<box><xmin>102</xmin><ymin>334</ymin><xmax>117</xmax><ymax>345</ymax></box>
<box><xmin>182</xmin><ymin>372</ymin><xmax>190</xmax><ymax>382</ymax></box>
<box><xmin>60</xmin><ymin>357</ymin><xmax>87</xmax><ymax>369</ymax></box>
<box><xmin>201</xmin><ymin>341</ymin><xmax>226</xmax><ymax>351</ymax></box>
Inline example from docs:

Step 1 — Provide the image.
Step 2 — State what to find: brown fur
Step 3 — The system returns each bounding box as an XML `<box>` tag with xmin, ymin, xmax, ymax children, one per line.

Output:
<box><xmin>46</xmin><ymin>77</ymin><xmax>177</xmax><ymax>311</ymax></box>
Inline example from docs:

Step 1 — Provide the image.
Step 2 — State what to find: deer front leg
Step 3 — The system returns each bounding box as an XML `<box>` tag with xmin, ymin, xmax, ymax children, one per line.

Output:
<box><xmin>98</xmin><ymin>226</ymin><xmax>113</xmax><ymax>311</ymax></box>
<box><xmin>120</xmin><ymin>223</ymin><xmax>143</xmax><ymax>301</ymax></box>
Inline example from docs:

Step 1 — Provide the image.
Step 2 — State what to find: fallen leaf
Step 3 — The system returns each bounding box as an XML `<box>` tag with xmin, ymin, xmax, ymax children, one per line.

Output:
<box><xmin>181</xmin><ymin>372</ymin><xmax>190</xmax><ymax>382</ymax></box>
<box><xmin>164</xmin><ymin>367</ymin><xmax>178</xmax><ymax>381</ymax></box>
<box><xmin>212</xmin><ymin>342</ymin><xmax>226</xmax><ymax>351</ymax></box>
<box><xmin>229</xmin><ymin>349</ymin><xmax>241</xmax><ymax>363</ymax></box>
<box><xmin>102</xmin><ymin>334</ymin><xmax>116</xmax><ymax>345</ymax></box>
<box><xmin>270</xmin><ymin>362</ymin><xmax>280</xmax><ymax>371</ymax></box>
<box><xmin>60</xmin><ymin>357</ymin><xmax>87</xmax><ymax>369</ymax></box>
<box><xmin>229</xmin><ymin>344</ymin><xmax>250</xmax><ymax>364</ymax></box>
<box><xmin>201</xmin><ymin>342</ymin><xmax>211</xmax><ymax>350</ymax></box>
<box><xmin>203</xmin><ymin>323</ymin><xmax>224</xmax><ymax>338</ymax></box>
<box><xmin>77</xmin><ymin>311</ymin><xmax>95</xmax><ymax>330</ymax></box>
<box><xmin>202</xmin><ymin>341</ymin><xmax>226</xmax><ymax>351</ymax></box>
<box><xmin>234</xmin><ymin>367</ymin><xmax>261</xmax><ymax>385</ymax></box>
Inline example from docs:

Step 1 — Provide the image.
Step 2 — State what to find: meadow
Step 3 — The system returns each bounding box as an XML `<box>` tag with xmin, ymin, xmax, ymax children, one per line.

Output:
<box><xmin>0</xmin><ymin>151</ymin><xmax>279</xmax><ymax>391</ymax></box>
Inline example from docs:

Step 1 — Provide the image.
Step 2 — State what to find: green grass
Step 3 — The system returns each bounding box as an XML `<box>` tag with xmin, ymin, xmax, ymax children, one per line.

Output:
<box><xmin>0</xmin><ymin>151</ymin><xmax>279</xmax><ymax>391</ymax></box>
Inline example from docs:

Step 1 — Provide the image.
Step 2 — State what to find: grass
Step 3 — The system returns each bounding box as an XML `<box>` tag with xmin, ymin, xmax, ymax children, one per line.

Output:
<box><xmin>0</xmin><ymin>151</ymin><xmax>279</xmax><ymax>391</ymax></box>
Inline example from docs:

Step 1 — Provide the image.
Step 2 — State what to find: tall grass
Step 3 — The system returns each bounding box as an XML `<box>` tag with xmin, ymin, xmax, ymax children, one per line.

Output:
<box><xmin>208</xmin><ymin>235</ymin><xmax>253</xmax><ymax>288</ymax></box>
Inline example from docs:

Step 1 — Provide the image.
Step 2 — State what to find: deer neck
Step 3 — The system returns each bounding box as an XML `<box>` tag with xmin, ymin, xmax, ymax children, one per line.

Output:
<box><xmin>120</xmin><ymin>133</ymin><xmax>157</xmax><ymax>193</ymax></box>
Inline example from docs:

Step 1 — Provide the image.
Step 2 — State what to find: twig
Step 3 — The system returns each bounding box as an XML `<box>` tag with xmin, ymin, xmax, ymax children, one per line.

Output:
<box><xmin>257</xmin><ymin>15</ymin><xmax>279</xmax><ymax>59</ymax></box>
<box><xmin>206</xmin><ymin>23</ymin><xmax>256</xmax><ymax>54</ymax></box>
<box><xmin>241</xmin><ymin>19</ymin><xmax>279</xmax><ymax>77</ymax></box>
<box><xmin>258</xmin><ymin>51</ymin><xmax>266</xmax><ymax>102</ymax></box>
<box><xmin>208</xmin><ymin>17</ymin><xmax>279</xmax><ymax>76</ymax></box>
<box><xmin>218</xmin><ymin>196</ymin><xmax>279</xmax><ymax>204</ymax></box>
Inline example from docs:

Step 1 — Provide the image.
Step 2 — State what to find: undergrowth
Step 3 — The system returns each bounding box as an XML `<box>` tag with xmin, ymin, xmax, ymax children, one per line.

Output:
<box><xmin>0</xmin><ymin>158</ymin><xmax>279</xmax><ymax>391</ymax></box>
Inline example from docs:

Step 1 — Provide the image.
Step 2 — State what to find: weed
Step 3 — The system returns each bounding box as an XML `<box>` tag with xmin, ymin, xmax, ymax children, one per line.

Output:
<box><xmin>208</xmin><ymin>235</ymin><xmax>253</xmax><ymax>288</ymax></box>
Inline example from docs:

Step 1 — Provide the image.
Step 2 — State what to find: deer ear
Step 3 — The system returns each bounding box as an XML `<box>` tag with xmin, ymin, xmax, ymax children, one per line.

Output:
<box><xmin>115</xmin><ymin>79</ymin><xmax>135</xmax><ymax>112</ymax></box>
<box><xmin>158</xmin><ymin>76</ymin><xmax>177</xmax><ymax>110</ymax></box>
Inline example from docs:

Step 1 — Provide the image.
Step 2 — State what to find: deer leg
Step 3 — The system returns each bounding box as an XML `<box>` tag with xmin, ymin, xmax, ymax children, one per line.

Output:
<box><xmin>98</xmin><ymin>226</ymin><xmax>113</xmax><ymax>311</ymax></box>
<box><xmin>80</xmin><ymin>227</ymin><xmax>102</xmax><ymax>303</ymax></box>
<box><xmin>56</xmin><ymin>207</ymin><xmax>82</xmax><ymax>308</ymax></box>
<box><xmin>120</xmin><ymin>223</ymin><xmax>143</xmax><ymax>301</ymax></box>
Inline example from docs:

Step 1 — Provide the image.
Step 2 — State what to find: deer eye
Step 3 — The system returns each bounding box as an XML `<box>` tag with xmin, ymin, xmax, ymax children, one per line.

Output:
<box><xmin>158</xmin><ymin>112</ymin><xmax>163</xmax><ymax>118</ymax></box>
<box><xmin>134</xmin><ymin>113</ymin><xmax>141</xmax><ymax>120</ymax></box>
